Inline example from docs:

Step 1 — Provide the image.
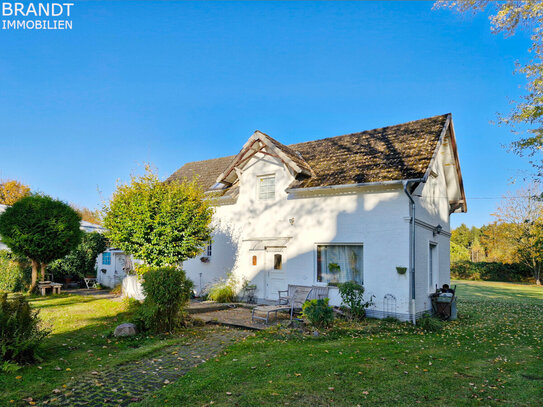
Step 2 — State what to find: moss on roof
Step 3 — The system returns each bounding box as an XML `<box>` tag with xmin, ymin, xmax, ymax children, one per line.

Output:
<box><xmin>167</xmin><ymin>114</ymin><xmax>450</xmax><ymax>190</ymax></box>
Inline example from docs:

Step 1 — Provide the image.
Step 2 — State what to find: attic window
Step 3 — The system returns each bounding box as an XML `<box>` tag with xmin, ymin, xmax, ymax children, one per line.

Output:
<box><xmin>258</xmin><ymin>175</ymin><xmax>275</xmax><ymax>200</ymax></box>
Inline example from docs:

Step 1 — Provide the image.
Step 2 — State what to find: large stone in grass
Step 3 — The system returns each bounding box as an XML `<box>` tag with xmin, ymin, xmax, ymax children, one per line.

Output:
<box><xmin>114</xmin><ymin>323</ymin><xmax>137</xmax><ymax>337</ymax></box>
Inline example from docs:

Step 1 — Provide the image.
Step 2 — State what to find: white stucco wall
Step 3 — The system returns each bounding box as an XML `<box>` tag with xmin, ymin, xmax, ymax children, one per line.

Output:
<box><xmin>97</xmin><ymin>250</ymin><xmax>128</xmax><ymax>288</ymax></box>
<box><xmin>183</xmin><ymin>153</ymin><xmax>416</xmax><ymax>319</ymax></box>
<box><xmin>412</xmin><ymin>137</ymin><xmax>453</xmax><ymax>316</ymax></box>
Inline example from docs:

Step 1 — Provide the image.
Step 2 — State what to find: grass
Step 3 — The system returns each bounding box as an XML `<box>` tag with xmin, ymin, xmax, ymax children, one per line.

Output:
<box><xmin>138</xmin><ymin>280</ymin><xmax>543</xmax><ymax>407</ymax></box>
<box><xmin>0</xmin><ymin>294</ymin><xmax>196</xmax><ymax>405</ymax></box>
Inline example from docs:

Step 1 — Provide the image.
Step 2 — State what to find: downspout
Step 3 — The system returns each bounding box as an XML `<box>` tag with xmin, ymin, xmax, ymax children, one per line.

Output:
<box><xmin>403</xmin><ymin>181</ymin><xmax>417</xmax><ymax>325</ymax></box>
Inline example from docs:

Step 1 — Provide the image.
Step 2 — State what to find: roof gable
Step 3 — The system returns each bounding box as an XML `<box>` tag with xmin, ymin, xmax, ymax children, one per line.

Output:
<box><xmin>214</xmin><ymin>131</ymin><xmax>313</xmax><ymax>187</ymax></box>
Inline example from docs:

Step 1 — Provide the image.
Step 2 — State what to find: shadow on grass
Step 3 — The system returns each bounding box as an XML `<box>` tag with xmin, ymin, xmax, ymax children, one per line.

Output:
<box><xmin>29</xmin><ymin>294</ymin><xmax>116</xmax><ymax>310</ymax></box>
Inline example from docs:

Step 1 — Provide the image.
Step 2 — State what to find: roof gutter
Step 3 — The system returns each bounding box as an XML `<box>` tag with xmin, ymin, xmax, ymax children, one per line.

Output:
<box><xmin>285</xmin><ymin>178</ymin><xmax>423</xmax><ymax>194</ymax></box>
<box><xmin>403</xmin><ymin>179</ymin><xmax>423</xmax><ymax>325</ymax></box>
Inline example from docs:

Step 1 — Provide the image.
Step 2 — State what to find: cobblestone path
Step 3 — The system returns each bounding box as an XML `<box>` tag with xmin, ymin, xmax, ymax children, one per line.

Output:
<box><xmin>40</xmin><ymin>326</ymin><xmax>251</xmax><ymax>407</ymax></box>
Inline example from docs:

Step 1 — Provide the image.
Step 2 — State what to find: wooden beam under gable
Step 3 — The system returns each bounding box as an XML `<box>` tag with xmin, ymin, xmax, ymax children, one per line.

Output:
<box><xmin>216</xmin><ymin>130</ymin><xmax>314</xmax><ymax>186</ymax></box>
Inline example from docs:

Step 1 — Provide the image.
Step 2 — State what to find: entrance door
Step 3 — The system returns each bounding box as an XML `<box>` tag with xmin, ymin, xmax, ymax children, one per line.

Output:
<box><xmin>265</xmin><ymin>251</ymin><xmax>287</xmax><ymax>300</ymax></box>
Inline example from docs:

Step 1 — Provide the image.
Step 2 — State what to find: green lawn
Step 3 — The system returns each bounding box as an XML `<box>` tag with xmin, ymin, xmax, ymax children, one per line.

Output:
<box><xmin>138</xmin><ymin>280</ymin><xmax>543</xmax><ymax>407</ymax></box>
<box><xmin>2</xmin><ymin>282</ymin><xmax>543</xmax><ymax>406</ymax></box>
<box><xmin>0</xmin><ymin>294</ymin><xmax>195</xmax><ymax>405</ymax></box>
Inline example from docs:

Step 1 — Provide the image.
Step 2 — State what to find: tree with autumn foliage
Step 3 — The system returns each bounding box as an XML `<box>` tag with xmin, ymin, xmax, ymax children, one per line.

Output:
<box><xmin>0</xmin><ymin>180</ymin><xmax>31</xmax><ymax>205</ymax></box>
<box><xmin>71</xmin><ymin>204</ymin><xmax>102</xmax><ymax>225</ymax></box>
<box><xmin>493</xmin><ymin>185</ymin><xmax>543</xmax><ymax>285</ymax></box>
<box><xmin>437</xmin><ymin>1</ymin><xmax>543</xmax><ymax>173</ymax></box>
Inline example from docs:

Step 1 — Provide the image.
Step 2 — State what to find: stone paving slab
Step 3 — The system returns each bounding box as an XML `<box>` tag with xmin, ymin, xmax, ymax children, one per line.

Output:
<box><xmin>197</xmin><ymin>307</ymin><xmax>290</xmax><ymax>330</ymax></box>
<box><xmin>39</xmin><ymin>326</ymin><xmax>251</xmax><ymax>407</ymax></box>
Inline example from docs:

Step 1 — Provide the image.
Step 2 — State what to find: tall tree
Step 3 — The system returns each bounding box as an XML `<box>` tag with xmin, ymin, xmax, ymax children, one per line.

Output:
<box><xmin>436</xmin><ymin>1</ymin><xmax>543</xmax><ymax>172</ymax></box>
<box><xmin>493</xmin><ymin>184</ymin><xmax>543</xmax><ymax>284</ymax></box>
<box><xmin>103</xmin><ymin>166</ymin><xmax>213</xmax><ymax>267</ymax></box>
<box><xmin>0</xmin><ymin>195</ymin><xmax>82</xmax><ymax>292</ymax></box>
<box><xmin>0</xmin><ymin>180</ymin><xmax>31</xmax><ymax>205</ymax></box>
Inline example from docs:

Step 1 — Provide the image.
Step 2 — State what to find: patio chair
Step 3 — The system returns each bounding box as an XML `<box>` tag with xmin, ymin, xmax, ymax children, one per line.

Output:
<box><xmin>251</xmin><ymin>286</ymin><xmax>313</xmax><ymax>324</ymax></box>
<box><xmin>279</xmin><ymin>285</ymin><xmax>329</xmax><ymax>304</ymax></box>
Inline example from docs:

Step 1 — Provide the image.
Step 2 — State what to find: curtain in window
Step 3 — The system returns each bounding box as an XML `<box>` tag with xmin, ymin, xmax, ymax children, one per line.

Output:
<box><xmin>317</xmin><ymin>245</ymin><xmax>363</xmax><ymax>285</ymax></box>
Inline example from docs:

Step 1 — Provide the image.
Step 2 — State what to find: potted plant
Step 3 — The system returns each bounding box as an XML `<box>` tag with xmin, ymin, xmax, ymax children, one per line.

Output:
<box><xmin>328</xmin><ymin>263</ymin><xmax>341</xmax><ymax>285</ymax></box>
<box><xmin>396</xmin><ymin>266</ymin><xmax>407</xmax><ymax>275</ymax></box>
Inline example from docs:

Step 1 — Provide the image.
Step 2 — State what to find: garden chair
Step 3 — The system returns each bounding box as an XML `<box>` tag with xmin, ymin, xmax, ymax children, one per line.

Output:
<box><xmin>252</xmin><ymin>286</ymin><xmax>313</xmax><ymax>323</ymax></box>
<box><xmin>279</xmin><ymin>285</ymin><xmax>329</xmax><ymax>304</ymax></box>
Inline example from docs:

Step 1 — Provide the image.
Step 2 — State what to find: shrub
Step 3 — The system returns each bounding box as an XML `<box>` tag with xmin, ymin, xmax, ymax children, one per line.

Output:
<box><xmin>207</xmin><ymin>273</ymin><xmax>237</xmax><ymax>303</ymax></box>
<box><xmin>208</xmin><ymin>283</ymin><xmax>236</xmax><ymax>303</ymax></box>
<box><xmin>302</xmin><ymin>298</ymin><xmax>334</xmax><ymax>328</ymax></box>
<box><xmin>451</xmin><ymin>261</ymin><xmax>532</xmax><ymax>282</ymax></box>
<box><xmin>0</xmin><ymin>293</ymin><xmax>50</xmax><ymax>366</ymax></box>
<box><xmin>133</xmin><ymin>266</ymin><xmax>193</xmax><ymax>332</ymax></box>
<box><xmin>0</xmin><ymin>250</ymin><xmax>30</xmax><ymax>292</ymax></box>
<box><xmin>417</xmin><ymin>312</ymin><xmax>443</xmax><ymax>332</ymax></box>
<box><xmin>48</xmin><ymin>232</ymin><xmax>107</xmax><ymax>280</ymax></box>
<box><xmin>338</xmin><ymin>281</ymin><xmax>374</xmax><ymax>320</ymax></box>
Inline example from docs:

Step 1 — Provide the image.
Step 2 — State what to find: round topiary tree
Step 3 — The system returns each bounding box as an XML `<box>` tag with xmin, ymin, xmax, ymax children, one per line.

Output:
<box><xmin>0</xmin><ymin>195</ymin><xmax>82</xmax><ymax>292</ymax></box>
<box><xmin>103</xmin><ymin>166</ymin><xmax>213</xmax><ymax>267</ymax></box>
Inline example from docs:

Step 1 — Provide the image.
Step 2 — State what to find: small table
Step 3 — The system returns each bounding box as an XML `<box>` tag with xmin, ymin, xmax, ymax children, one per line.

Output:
<box><xmin>38</xmin><ymin>282</ymin><xmax>62</xmax><ymax>296</ymax></box>
<box><xmin>84</xmin><ymin>277</ymin><xmax>98</xmax><ymax>289</ymax></box>
<box><xmin>243</xmin><ymin>286</ymin><xmax>257</xmax><ymax>304</ymax></box>
<box><xmin>251</xmin><ymin>305</ymin><xmax>289</xmax><ymax>324</ymax></box>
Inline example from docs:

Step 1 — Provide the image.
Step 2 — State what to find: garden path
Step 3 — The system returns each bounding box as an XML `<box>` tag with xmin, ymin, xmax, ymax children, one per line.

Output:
<box><xmin>39</xmin><ymin>326</ymin><xmax>251</xmax><ymax>406</ymax></box>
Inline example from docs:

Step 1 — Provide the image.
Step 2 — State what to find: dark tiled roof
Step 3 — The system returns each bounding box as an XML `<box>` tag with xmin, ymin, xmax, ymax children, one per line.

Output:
<box><xmin>168</xmin><ymin>155</ymin><xmax>236</xmax><ymax>190</ymax></box>
<box><xmin>168</xmin><ymin>114</ymin><xmax>450</xmax><ymax>190</ymax></box>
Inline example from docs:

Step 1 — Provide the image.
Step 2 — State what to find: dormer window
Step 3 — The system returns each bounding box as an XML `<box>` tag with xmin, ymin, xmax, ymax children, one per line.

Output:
<box><xmin>258</xmin><ymin>175</ymin><xmax>275</xmax><ymax>200</ymax></box>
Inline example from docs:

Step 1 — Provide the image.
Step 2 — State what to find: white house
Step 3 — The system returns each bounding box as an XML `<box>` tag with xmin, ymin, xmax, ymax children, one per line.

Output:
<box><xmin>169</xmin><ymin>114</ymin><xmax>466</xmax><ymax>322</ymax></box>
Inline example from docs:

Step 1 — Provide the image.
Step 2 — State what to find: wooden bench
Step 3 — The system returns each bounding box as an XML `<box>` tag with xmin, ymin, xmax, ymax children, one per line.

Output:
<box><xmin>38</xmin><ymin>281</ymin><xmax>62</xmax><ymax>296</ymax></box>
<box><xmin>278</xmin><ymin>284</ymin><xmax>329</xmax><ymax>304</ymax></box>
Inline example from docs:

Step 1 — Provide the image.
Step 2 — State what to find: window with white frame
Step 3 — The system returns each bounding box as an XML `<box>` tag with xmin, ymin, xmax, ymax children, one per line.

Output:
<box><xmin>258</xmin><ymin>175</ymin><xmax>275</xmax><ymax>200</ymax></box>
<box><xmin>102</xmin><ymin>252</ymin><xmax>111</xmax><ymax>265</ymax></box>
<box><xmin>206</xmin><ymin>242</ymin><xmax>212</xmax><ymax>257</ymax></box>
<box><xmin>429</xmin><ymin>243</ymin><xmax>437</xmax><ymax>290</ymax></box>
<box><xmin>317</xmin><ymin>244</ymin><xmax>363</xmax><ymax>285</ymax></box>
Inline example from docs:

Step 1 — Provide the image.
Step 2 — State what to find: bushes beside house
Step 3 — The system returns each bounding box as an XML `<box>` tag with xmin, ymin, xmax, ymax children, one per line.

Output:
<box><xmin>207</xmin><ymin>273</ymin><xmax>238</xmax><ymax>303</ymax></box>
<box><xmin>451</xmin><ymin>261</ymin><xmax>532</xmax><ymax>282</ymax></box>
<box><xmin>48</xmin><ymin>232</ymin><xmax>107</xmax><ymax>281</ymax></box>
<box><xmin>132</xmin><ymin>266</ymin><xmax>193</xmax><ymax>333</ymax></box>
<box><xmin>0</xmin><ymin>250</ymin><xmax>31</xmax><ymax>292</ymax></box>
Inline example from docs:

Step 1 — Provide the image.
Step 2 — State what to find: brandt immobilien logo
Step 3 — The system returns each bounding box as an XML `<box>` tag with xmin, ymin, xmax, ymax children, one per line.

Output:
<box><xmin>2</xmin><ymin>2</ymin><xmax>74</xmax><ymax>30</ymax></box>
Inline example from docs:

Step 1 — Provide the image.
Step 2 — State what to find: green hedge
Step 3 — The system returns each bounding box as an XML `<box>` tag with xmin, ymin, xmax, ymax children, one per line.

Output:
<box><xmin>0</xmin><ymin>250</ymin><xmax>30</xmax><ymax>292</ymax></box>
<box><xmin>451</xmin><ymin>261</ymin><xmax>532</xmax><ymax>282</ymax></box>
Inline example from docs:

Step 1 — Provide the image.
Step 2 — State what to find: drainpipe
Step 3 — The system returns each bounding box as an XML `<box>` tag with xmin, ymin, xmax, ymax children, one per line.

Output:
<box><xmin>403</xmin><ymin>181</ymin><xmax>417</xmax><ymax>325</ymax></box>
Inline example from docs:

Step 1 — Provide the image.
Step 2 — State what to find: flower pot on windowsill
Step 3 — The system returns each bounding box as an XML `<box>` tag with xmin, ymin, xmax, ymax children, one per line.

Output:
<box><xmin>200</xmin><ymin>257</ymin><xmax>210</xmax><ymax>263</ymax></box>
<box><xmin>396</xmin><ymin>266</ymin><xmax>407</xmax><ymax>275</ymax></box>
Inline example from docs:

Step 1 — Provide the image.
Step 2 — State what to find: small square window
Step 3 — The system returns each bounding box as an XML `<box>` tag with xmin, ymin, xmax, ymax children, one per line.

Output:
<box><xmin>102</xmin><ymin>252</ymin><xmax>111</xmax><ymax>265</ymax></box>
<box><xmin>258</xmin><ymin>175</ymin><xmax>275</xmax><ymax>200</ymax></box>
<box><xmin>274</xmin><ymin>254</ymin><xmax>282</xmax><ymax>270</ymax></box>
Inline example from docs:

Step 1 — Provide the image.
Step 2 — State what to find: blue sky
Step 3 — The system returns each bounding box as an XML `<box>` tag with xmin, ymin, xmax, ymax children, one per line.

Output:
<box><xmin>0</xmin><ymin>1</ymin><xmax>534</xmax><ymax>227</ymax></box>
